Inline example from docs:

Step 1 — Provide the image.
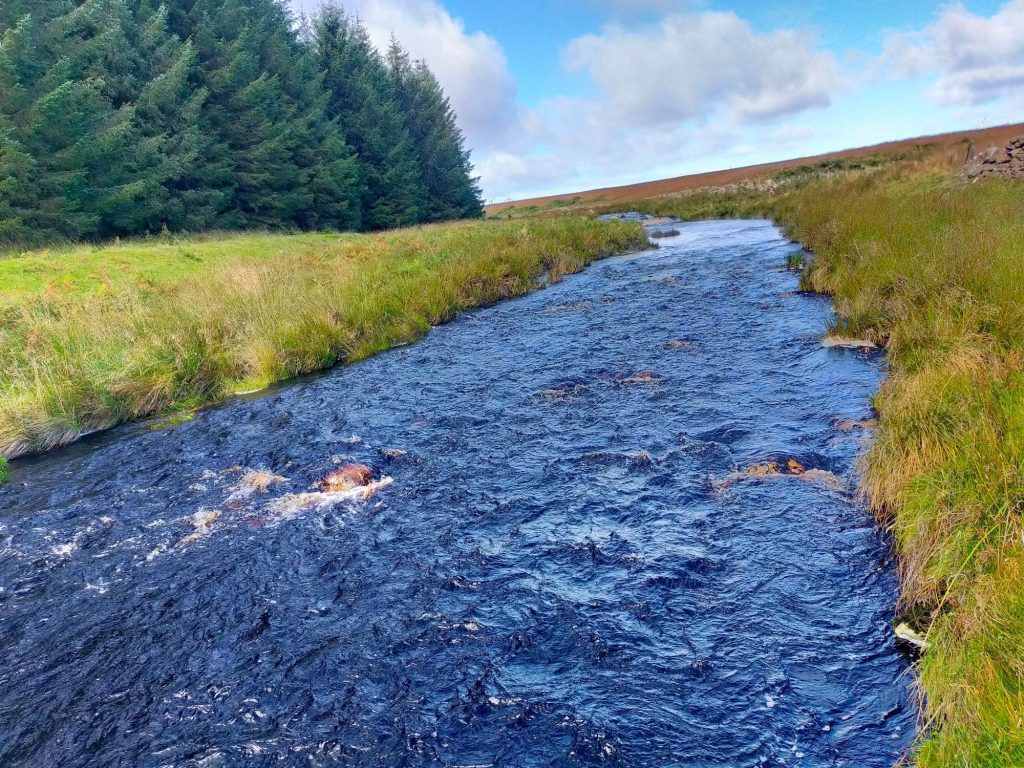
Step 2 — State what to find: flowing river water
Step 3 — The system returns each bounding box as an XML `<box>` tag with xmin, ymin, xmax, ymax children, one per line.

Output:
<box><xmin>0</xmin><ymin>220</ymin><xmax>915</xmax><ymax>767</ymax></box>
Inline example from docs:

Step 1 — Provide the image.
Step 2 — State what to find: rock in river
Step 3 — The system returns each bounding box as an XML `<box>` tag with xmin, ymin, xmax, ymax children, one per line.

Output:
<box><xmin>318</xmin><ymin>463</ymin><xmax>374</xmax><ymax>491</ymax></box>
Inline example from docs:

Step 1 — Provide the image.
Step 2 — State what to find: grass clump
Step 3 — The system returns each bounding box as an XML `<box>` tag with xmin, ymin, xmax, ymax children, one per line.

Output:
<box><xmin>604</xmin><ymin>144</ymin><xmax>1024</xmax><ymax>766</ymax></box>
<box><xmin>0</xmin><ymin>457</ymin><xmax>9</xmax><ymax>486</ymax></box>
<box><xmin>0</xmin><ymin>218</ymin><xmax>647</xmax><ymax>459</ymax></box>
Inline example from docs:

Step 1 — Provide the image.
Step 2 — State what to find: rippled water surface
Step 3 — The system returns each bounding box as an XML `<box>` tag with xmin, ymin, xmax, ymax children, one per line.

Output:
<box><xmin>0</xmin><ymin>220</ymin><xmax>915</xmax><ymax>767</ymax></box>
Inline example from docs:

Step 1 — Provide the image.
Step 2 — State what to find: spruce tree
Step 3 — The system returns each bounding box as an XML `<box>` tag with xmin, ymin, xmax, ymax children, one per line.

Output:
<box><xmin>312</xmin><ymin>7</ymin><xmax>423</xmax><ymax>230</ymax></box>
<box><xmin>0</xmin><ymin>0</ymin><xmax>480</xmax><ymax>244</ymax></box>
<box><xmin>387</xmin><ymin>39</ymin><xmax>483</xmax><ymax>222</ymax></box>
<box><xmin>166</xmin><ymin>0</ymin><xmax>361</xmax><ymax>231</ymax></box>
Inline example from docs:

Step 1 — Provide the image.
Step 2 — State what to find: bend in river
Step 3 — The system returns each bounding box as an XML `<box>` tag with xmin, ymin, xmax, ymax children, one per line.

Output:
<box><xmin>0</xmin><ymin>220</ymin><xmax>915</xmax><ymax>767</ymax></box>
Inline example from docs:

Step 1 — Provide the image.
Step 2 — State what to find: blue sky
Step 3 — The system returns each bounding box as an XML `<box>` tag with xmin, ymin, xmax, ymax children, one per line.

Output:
<box><xmin>290</xmin><ymin>0</ymin><xmax>1024</xmax><ymax>201</ymax></box>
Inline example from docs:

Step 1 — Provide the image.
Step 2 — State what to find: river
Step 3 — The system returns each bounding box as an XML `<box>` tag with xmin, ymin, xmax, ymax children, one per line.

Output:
<box><xmin>0</xmin><ymin>220</ymin><xmax>915</xmax><ymax>767</ymax></box>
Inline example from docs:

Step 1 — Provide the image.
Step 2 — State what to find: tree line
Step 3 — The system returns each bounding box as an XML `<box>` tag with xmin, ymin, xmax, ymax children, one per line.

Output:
<box><xmin>0</xmin><ymin>0</ymin><xmax>483</xmax><ymax>244</ymax></box>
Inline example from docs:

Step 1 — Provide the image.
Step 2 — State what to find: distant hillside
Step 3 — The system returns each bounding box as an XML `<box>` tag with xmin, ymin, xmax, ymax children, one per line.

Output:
<box><xmin>487</xmin><ymin>123</ymin><xmax>1024</xmax><ymax>213</ymax></box>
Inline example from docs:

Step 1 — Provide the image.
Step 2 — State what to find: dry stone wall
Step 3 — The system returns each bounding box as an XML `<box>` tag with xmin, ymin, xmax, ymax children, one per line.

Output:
<box><xmin>965</xmin><ymin>136</ymin><xmax>1024</xmax><ymax>179</ymax></box>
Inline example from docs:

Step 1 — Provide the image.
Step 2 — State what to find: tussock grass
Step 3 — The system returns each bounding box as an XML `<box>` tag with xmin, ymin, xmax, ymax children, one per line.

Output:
<box><xmin>0</xmin><ymin>218</ymin><xmax>646</xmax><ymax>459</ymax></box>
<box><xmin>611</xmin><ymin>145</ymin><xmax>1024</xmax><ymax>766</ymax></box>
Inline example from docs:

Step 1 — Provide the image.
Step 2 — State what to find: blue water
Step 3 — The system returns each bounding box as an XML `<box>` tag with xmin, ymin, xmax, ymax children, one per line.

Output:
<box><xmin>0</xmin><ymin>220</ymin><xmax>915</xmax><ymax>767</ymax></box>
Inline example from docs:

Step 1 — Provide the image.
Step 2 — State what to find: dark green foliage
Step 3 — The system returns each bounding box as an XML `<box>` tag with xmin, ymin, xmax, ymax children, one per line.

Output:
<box><xmin>387</xmin><ymin>38</ymin><xmax>482</xmax><ymax>222</ymax></box>
<box><xmin>312</xmin><ymin>8</ymin><xmax>423</xmax><ymax>230</ymax></box>
<box><xmin>0</xmin><ymin>0</ymin><xmax>482</xmax><ymax>244</ymax></box>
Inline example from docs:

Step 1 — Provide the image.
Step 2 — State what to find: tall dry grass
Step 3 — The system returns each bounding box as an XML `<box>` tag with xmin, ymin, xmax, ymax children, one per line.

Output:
<box><xmin>0</xmin><ymin>218</ymin><xmax>647</xmax><ymax>460</ymax></box>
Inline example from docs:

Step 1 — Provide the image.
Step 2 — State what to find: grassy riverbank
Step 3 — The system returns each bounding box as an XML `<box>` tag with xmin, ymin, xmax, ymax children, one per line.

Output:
<box><xmin>0</xmin><ymin>218</ymin><xmax>646</xmax><ymax>462</ymax></box>
<box><xmin>585</xmin><ymin>147</ymin><xmax>1023</xmax><ymax>766</ymax></box>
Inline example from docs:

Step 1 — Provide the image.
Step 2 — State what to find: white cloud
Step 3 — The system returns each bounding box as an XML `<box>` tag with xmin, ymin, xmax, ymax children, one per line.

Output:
<box><xmin>291</xmin><ymin>0</ymin><xmax>529</xmax><ymax>151</ymax></box>
<box><xmin>882</xmin><ymin>0</ymin><xmax>1024</xmax><ymax>105</ymax></box>
<box><xmin>563</xmin><ymin>12</ymin><xmax>839</xmax><ymax>125</ymax></box>
<box><xmin>492</xmin><ymin>11</ymin><xmax>840</xmax><ymax>198</ymax></box>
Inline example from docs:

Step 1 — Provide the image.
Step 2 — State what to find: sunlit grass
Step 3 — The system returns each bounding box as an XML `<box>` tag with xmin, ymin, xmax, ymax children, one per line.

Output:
<box><xmin>0</xmin><ymin>218</ymin><xmax>647</xmax><ymax>459</ymax></box>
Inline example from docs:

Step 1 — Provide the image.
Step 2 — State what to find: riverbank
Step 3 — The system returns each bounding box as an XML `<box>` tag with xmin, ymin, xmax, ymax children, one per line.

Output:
<box><xmin>0</xmin><ymin>218</ymin><xmax>647</xmax><ymax>463</ymax></box>
<box><xmin>580</xmin><ymin>148</ymin><xmax>1023</xmax><ymax>766</ymax></box>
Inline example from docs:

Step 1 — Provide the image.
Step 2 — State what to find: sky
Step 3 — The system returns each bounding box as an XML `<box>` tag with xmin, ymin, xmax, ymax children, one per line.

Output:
<box><xmin>289</xmin><ymin>0</ymin><xmax>1024</xmax><ymax>202</ymax></box>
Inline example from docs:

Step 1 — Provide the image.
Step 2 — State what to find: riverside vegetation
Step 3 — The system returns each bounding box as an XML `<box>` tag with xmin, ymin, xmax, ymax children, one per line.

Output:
<box><xmin>541</xmin><ymin>143</ymin><xmax>1022</xmax><ymax>767</ymax></box>
<box><xmin>1</xmin><ymin>0</ymin><xmax>520</xmax><ymax>460</ymax></box>
<box><xmin>0</xmin><ymin>218</ymin><xmax>646</xmax><ymax>460</ymax></box>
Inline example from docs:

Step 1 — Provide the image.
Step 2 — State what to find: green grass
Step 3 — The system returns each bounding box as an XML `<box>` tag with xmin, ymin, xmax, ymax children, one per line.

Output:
<box><xmin>602</xmin><ymin>146</ymin><xmax>1024</xmax><ymax>766</ymax></box>
<box><xmin>0</xmin><ymin>231</ymin><xmax>363</xmax><ymax>304</ymax></box>
<box><xmin>0</xmin><ymin>217</ymin><xmax>647</xmax><ymax>459</ymax></box>
<box><xmin>0</xmin><ymin>457</ymin><xmax>9</xmax><ymax>486</ymax></box>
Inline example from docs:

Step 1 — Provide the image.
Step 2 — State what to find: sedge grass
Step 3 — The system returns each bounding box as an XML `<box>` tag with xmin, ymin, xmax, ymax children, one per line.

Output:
<box><xmin>0</xmin><ymin>218</ymin><xmax>647</xmax><ymax>460</ymax></box>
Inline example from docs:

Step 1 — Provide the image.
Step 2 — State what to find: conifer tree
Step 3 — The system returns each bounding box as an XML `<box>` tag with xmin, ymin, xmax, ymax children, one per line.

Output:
<box><xmin>312</xmin><ymin>7</ymin><xmax>423</xmax><ymax>230</ymax></box>
<box><xmin>165</xmin><ymin>0</ymin><xmax>361</xmax><ymax>230</ymax></box>
<box><xmin>387</xmin><ymin>39</ymin><xmax>483</xmax><ymax>222</ymax></box>
<box><xmin>0</xmin><ymin>0</ymin><xmax>483</xmax><ymax>243</ymax></box>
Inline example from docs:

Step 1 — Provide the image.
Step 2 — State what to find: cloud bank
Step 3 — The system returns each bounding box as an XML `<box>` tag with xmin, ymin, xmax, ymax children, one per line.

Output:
<box><xmin>564</xmin><ymin>13</ymin><xmax>838</xmax><ymax>124</ymax></box>
<box><xmin>883</xmin><ymin>0</ymin><xmax>1024</xmax><ymax>106</ymax></box>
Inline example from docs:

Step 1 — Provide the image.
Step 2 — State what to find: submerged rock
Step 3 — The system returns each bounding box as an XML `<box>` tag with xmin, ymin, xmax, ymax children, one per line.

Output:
<box><xmin>799</xmin><ymin>468</ymin><xmax>846</xmax><ymax>491</ymax></box>
<box><xmin>268</xmin><ymin>477</ymin><xmax>394</xmax><ymax>518</ymax></box>
<box><xmin>318</xmin><ymin>464</ymin><xmax>374</xmax><ymax>491</ymax></box>
<box><xmin>181</xmin><ymin>508</ymin><xmax>221</xmax><ymax>544</ymax></box>
<box><xmin>716</xmin><ymin>458</ymin><xmax>846</xmax><ymax>492</ymax></box>
<box><xmin>539</xmin><ymin>384</ymin><xmax>586</xmax><ymax>400</ymax></box>
<box><xmin>238</xmin><ymin>469</ymin><xmax>287</xmax><ymax>493</ymax></box>
<box><xmin>822</xmin><ymin>336</ymin><xmax>878</xmax><ymax>350</ymax></box>
<box><xmin>665</xmin><ymin>339</ymin><xmax>695</xmax><ymax>351</ymax></box>
<box><xmin>619</xmin><ymin>370</ymin><xmax>662</xmax><ymax>385</ymax></box>
<box><xmin>834</xmin><ymin>417</ymin><xmax>878</xmax><ymax>431</ymax></box>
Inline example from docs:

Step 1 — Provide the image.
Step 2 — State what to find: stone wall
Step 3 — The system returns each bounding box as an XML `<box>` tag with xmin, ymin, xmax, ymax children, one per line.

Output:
<box><xmin>965</xmin><ymin>136</ymin><xmax>1024</xmax><ymax>179</ymax></box>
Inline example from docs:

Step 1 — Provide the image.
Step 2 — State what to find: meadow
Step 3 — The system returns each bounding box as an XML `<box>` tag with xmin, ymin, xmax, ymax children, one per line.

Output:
<box><xmin>0</xmin><ymin>218</ymin><xmax>647</xmax><ymax>461</ymax></box>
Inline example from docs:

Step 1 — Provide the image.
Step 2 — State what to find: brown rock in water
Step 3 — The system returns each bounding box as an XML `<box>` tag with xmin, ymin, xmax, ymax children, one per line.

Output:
<box><xmin>319</xmin><ymin>463</ymin><xmax>374</xmax><ymax>491</ymax></box>
<box><xmin>799</xmin><ymin>468</ymin><xmax>846</xmax><ymax>491</ymax></box>
<box><xmin>238</xmin><ymin>469</ymin><xmax>287</xmax><ymax>493</ymax></box>
<box><xmin>620</xmin><ymin>370</ymin><xmax>662</xmax><ymax>385</ymax></box>
<box><xmin>745</xmin><ymin>463</ymin><xmax>781</xmax><ymax>477</ymax></box>
<box><xmin>743</xmin><ymin>459</ymin><xmax>806</xmax><ymax>477</ymax></box>
<box><xmin>539</xmin><ymin>384</ymin><xmax>585</xmax><ymax>400</ymax></box>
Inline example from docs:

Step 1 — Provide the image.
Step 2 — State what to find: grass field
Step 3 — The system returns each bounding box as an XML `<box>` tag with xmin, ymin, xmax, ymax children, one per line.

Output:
<box><xmin>547</xmin><ymin>143</ymin><xmax>1024</xmax><ymax>767</ymax></box>
<box><xmin>0</xmin><ymin>232</ymin><xmax>365</xmax><ymax>304</ymax></box>
<box><xmin>0</xmin><ymin>218</ymin><xmax>647</xmax><ymax>461</ymax></box>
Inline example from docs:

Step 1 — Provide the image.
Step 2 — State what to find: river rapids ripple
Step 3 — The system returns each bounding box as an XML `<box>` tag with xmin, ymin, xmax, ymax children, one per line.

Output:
<box><xmin>0</xmin><ymin>220</ymin><xmax>915</xmax><ymax>767</ymax></box>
